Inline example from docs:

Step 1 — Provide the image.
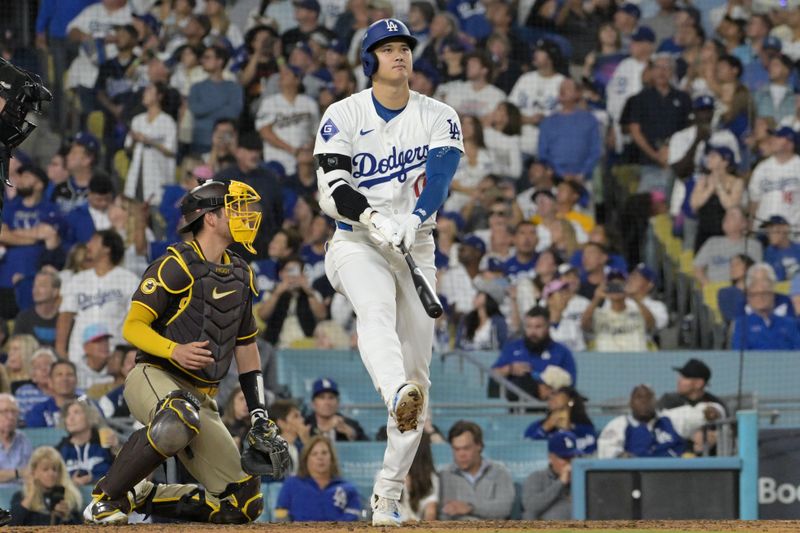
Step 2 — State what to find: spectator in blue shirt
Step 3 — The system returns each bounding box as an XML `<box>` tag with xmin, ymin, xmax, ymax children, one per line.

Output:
<box><xmin>762</xmin><ymin>216</ymin><xmax>800</xmax><ymax>281</ymax></box>
<box><xmin>63</xmin><ymin>174</ymin><xmax>116</xmax><ymax>248</ymax></box>
<box><xmin>15</xmin><ymin>348</ymin><xmax>57</xmax><ymax>420</ymax></box>
<box><xmin>524</xmin><ymin>386</ymin><xmax>597</xmax><ymax>455</ymax></box>
<box><xmin>0</xmin><ymin>165</ymin><xmax>64</xmax><ymax>318</ymax></box>
<box><xmin>447</xmin><ymin>0</ymin><xmax>492</xmax><ymax>42</ymax></box>
<box><xmin>503</xmin><ymin>221</ymin><xmax>539</xmax><ymax>282</ymax></box>
<box><xmin>56</xmin><ymin>399</ymin><xmax>115</xmax><ymax>486</ymax></box>
<box><xmin>0</xmin><ymin>394</ymin><xmax>32</xmax><ymax>487</ymax></box>
<box><xmin>274</xmin><ymin>435</ymin><xmax>361</xmax><ymax>522</ymax></box>
<box><xmin>732</xmin><ymin>264</ymin><xmax>800</xmax><ymax>350</ymax></box>
<box><xmin>491</xmin><ymin>306</ymin><xmax>577</xmax><ymax>401</ymax></box>
<box><xmin>754</xmin><ymin>54</ymin><xmax>796</xmax><ymax>124</ymax></box>
<box><xmin>597</xmin><ymin>384</ymin><xmax>685</xmax><ymax>458</ymax></box>
<box><xmin>188</xmin><ymin>45</ymin><xmax>244</xmax><ymax>153</ymax></box>
<box><xmin>51</xmin><ymin>132</ymin><xmax>99</xmax><ymax>215</ymax></box>
<box><xmin>538</xmin><ymin>78</ymin><xmax>601</xmax><ymax>182</ymax></box>
<box><xmin>25</xmin><ymin>360</ymin><xmax>81</xmax><ymax>428</ymax></box>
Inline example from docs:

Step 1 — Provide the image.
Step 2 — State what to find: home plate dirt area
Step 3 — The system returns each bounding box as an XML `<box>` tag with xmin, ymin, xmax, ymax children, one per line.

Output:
<box><xmin>6</xmin><ymin>521</ymin><xmax>800</xmax><ymax>533</ymax></box>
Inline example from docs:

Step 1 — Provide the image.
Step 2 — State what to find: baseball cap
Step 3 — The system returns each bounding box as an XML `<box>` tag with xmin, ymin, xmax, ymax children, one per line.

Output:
<box><xmin>438</xmin><ymin>210</ymin><xmax>465</xmax><ymax>231</ymax></box>
<box><xmin>461</xmin><ymin>234</ymin><xmax>486</xmax><ymax>255</ymax></box>
<box><xmin>312</xmin><ymin>377</ymin><xmax>339</xmax><ymax>398</ymax></box>
<box><xmin>82</xmin><ymin>323</ymin><xmax>112</xmax><ymax>345</ymax></box>
<box><xmin>442</xmin><ymin>36</ymin><xmax>466</xmax><ymax>53</ymax></box>
<box><xmin>631</xmin><ymin>26</ymin><xmax>656</xmax><ymax>43</ymax></box>
<box><xmin>558</xmin><ymin>263</ymin><xmax>579</xmax><ymax>276</ymax></box>
<box><xmin>74</xmin><ymin>131</ymin><xmax>100</xmax><ymax>157</ymax></box>
<box><xmin>692</xmin><ymin>95</ymin><xmax>715</xmax><ymax>110</ymax></box>
<box><xmin>770</xmin><ymin>126</ymin><xmax>797</xmax><ymax>144</ymax></box>
<box><xmin>774</xmin><ymin>53</ymin><xmax>795</xmax><ymax>71</ymax></box>
<box><xmin>543</xmin><ymin>279</ymin><xmax>569</xmax><ymax>299</ymax></box>
<box><xmin>673</xmin><ymin>358</ymin><xmax>711</xmax><ymax>382</ymax></box>
<box><xmin>532</xmin><ymin>188</ymin><xmax>556</xmax><ymax>203</ymax></box>
<box><xmin>534</xmin><ymin>365</ymin><xmax>573</xmax><ymax>389</ymax></box>
<box><xmin>760</xmin><ymin>215</ymin><xmax>790</xmax><ymax>228</ymax></box>
<box><xmin>486</xmin><ymin>257</ymin><xmax>505</xmax><ymax>273</ymax></box>
<box><xmin>285</xmin><ymin>64</ymin><xmax>304</xmax><ymax>79</ymax></box>
<box><xmin>548</xmin><ymin>430</ymin><xmax>581</xmax><ymax>459</ymax></box>
<box><xmin>133</xmin><ymin>13</ymin><xmax>162</xmax><ymax>35</ymax></box>
<box><xmin>331</xmin><ymin>38</ymin><xmax>349</xmax><ymax>55</ymax></box>
<box><xmin>293</xmin><ymin>41</ymin><xmax>313</xmax><ymax>58</ymax></box>
<box><xmin>89</xmin><ymin>173</ymin><xmax>115</xmax><ymax>195</ymax></box>
<box><xmin>620</xmin><ymin>3</ymin><xmax>641</xmax><ymax>19</ymax></box>
<box><xmin>413</xmin><ymin>58</ymin><xmax>441</xmax><ymax>87</ymax></box>
<box><xmin>633</xmin><ymin>263</ymin><xmax>656</xmax><ymax>283</ymax></box>
<box><xmin>293</xmin><ymin>0</ymin><xmax>321</xmax><ymax>12</ymax></box>
<box><xmin>310</xmin><ymin>31</ymin><xmax>331</xmax><ymax>48</ymax></box>
<box><xmin>706</xmin><ymin>145</ymin><xmax>736</xmax><ymax>166</ymax></box>
<box><xmin>239</xmin><ymin>131</ymin><xmax>263</xmax><ymax>151</ymax></box>
<box><xmin>192</xmin><ymin>164</ymin><xmax>214</xmax><ymax>182</ymax></box>
<box><xmin>18</xmin><ymin>164</ymin><xmax>49</xmax><ymax>187</ymax></box>
<box><xmin>763</xmin><ymin>36</ymin><xmax>782</xmax><ymax>52</ymax></box>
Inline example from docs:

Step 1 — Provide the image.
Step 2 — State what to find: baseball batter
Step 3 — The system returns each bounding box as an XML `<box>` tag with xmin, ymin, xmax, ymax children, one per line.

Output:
<box><xmin>83</xmin><ymin>180</ymin><xmax>290</xmax><ymax>525</ymax></box>
<box><xmin>314</xmin><ymin>18</ymin><xmax>463</xmax><ymax>526</ymax></box>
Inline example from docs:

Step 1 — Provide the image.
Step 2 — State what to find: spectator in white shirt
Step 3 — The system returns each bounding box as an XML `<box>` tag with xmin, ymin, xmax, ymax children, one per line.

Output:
<box><xmin>437</xmin><ymin>52</ymin><xmax>506</xmax><ymax>119</ymax></box>
<box><xmin>625</xmin><ymin>263</ymin><xmax>669</xmax><ymax>332</ymax></box>
<box><xmin>482</xmin><ymin>102</ymin><xmax>523</xmax><ymax>180</ymax></box>
<box><xmin>748</xmin><ymin>126</ymin><xmax>800</xmax><ymax>230</ymax></box>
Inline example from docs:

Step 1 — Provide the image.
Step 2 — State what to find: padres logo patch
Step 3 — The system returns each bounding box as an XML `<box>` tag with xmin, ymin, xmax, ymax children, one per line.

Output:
<box><xmin>140</xmin><ymin>278</ymin><xmax>158</xmax><ymax>294</ymax></box>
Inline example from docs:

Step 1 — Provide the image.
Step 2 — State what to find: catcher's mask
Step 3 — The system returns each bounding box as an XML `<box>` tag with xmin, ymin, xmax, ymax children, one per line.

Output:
<box><xmin>178</xmin><ymin>180</ymin><xmax>262</xmax><ymax>254</ymax></box>
<box><xmin>0</xmin><ymin>58</ymin><xmax>52</xmax><ymax>152</ymax></box>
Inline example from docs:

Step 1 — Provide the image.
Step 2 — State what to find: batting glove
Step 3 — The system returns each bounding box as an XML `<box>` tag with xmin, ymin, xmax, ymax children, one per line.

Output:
<box><xmin>361</xmin><ymin>209</ymin><xmax>396</xmax><ymax>249</ymax></box>
<box><xmin>392</xmin><ymin>213</ymin><xmax>422</xmax><ymax>251</ymax></box>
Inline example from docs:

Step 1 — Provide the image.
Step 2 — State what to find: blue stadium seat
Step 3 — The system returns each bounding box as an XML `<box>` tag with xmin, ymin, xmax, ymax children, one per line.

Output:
<box><xmin>0</xmin><ymin>487</ymin><xmax>16</xmax><ymax>511</ymax></box>
<box><xmin>259</xmin><ymin>481</ymin><xmax>283</xmax><ymax>522</ymax></box>
<box><xmin>22</xmin><ymin>427</ymin><xmax>65</xmax><ymax>450</ymax></box>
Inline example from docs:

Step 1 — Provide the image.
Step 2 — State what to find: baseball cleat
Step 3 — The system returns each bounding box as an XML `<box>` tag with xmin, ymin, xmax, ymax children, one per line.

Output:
<box><xmin>392</xmin><ymin>382</ymin><xmax>424</xmax><ymax>433</ymax></box>
<box><xmin>371</xmin><ymin>494</ymin><xmax>401</xmax><ymax>526</ymax></box>
<box><xmin>83</xmin><ymin>479</ymin><xmax>151</xmax><ymax>525</ymax></box>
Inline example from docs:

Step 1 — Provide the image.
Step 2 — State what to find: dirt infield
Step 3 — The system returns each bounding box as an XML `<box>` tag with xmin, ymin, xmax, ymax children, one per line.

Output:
<box><xmin>7</xmin><ymin>521</ymin><xmax>800</xmax><ymax>533</ymax></box>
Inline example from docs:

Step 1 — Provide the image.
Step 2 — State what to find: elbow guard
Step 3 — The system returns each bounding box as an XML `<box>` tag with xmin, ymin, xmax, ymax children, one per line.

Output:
<box><xmin>315</xmin><ymin>153</ymin><xmax>371</xmax><ymax>222</ymax></box>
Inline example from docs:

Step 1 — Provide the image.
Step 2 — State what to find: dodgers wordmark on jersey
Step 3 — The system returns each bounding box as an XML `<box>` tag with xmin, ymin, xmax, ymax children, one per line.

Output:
<box><xmin>313</xmin><ymin>89</ymin><xmax>464</xmax><ymax>223</ymax></box>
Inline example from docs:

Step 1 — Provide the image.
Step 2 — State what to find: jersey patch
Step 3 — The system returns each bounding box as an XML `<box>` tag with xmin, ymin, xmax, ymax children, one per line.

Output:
<box><xmin>320</xmin><ymin>118</ymin><xmax>339</xmax><ymax>142</ymax></box>
<box><xmin>140</xmin><ymin>278</ymin><xmax>159</xmax><ymax>295</ymax></box>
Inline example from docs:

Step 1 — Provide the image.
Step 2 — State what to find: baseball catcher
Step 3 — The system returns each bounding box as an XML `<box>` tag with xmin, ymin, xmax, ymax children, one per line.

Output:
<box><xmin>84</xmin><ymin>180</ymin><xmax>290</xmax><ymax>524</ymax></box>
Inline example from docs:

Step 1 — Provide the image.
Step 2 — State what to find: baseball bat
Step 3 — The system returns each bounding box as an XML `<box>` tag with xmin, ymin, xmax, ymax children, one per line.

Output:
<box><xmin>398</xmin><ymin>243</ymin><xmax>443</xmax><ymax>319</ymax></box>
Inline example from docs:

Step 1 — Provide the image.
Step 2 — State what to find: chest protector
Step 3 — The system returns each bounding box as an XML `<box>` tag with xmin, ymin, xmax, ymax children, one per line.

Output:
<box><xmin>151</xmin><ymin>242</ymin><xmax>254</xmax><ymax>384</ymax></box>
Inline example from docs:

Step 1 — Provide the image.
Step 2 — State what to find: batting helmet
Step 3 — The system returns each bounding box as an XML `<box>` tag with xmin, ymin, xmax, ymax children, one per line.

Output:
<box><xmin>360</xmin><ymin>18</ymin><xmax>418</xmax><ymax>77</ymax></box>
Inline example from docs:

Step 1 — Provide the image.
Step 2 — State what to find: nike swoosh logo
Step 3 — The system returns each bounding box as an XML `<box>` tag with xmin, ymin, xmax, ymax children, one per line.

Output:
<box><xmin>360</xmin><ymin>129</ymin><xmax>374</xmax><ymax>136</ymax></box>
<box><xmin>212</xmin><ymin>287</ymin><xmax>237</xmax><ymax>299</ymax></box>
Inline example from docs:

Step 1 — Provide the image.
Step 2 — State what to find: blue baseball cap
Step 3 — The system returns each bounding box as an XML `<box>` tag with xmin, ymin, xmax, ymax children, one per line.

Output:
<box><xmin>606</xmin><ymin>268</ymin><xmax>627</xmax><ymax>282</ymax></box>
<box><xmin>634</xmin><ymin>263</ymin><xmax>656</xmax><ymax>283</ymax></box>
<box><xmin>548</xmin><ymin>431</ymin><xmax>581</xmax><ymax>458</ymax></box>
<box><xmin>438</xmin><ymin>210</ymin><xmax>465</xmax><ymax>231</ymax></box>
<box><xmin>631</xmin><ymin>26</ymin><xmax>656</xmax><ymax>43</ymax></box>
<box><xmin>760</xmin><ymin>215</ymin><xmax>790</xmax><ymax>228</ymax></box>
<box><xmin>82</xmin><ymin>323</ymin><xmax>112</xmax><ymax>345</ymax></box>
<box><xmin>770</xmin><ymin>126</ymin><xmax>797</xmax><ymax>144</ymax></box>
<box><xmin>413</xmin><ymin>58</ymin><xmax>441</xmax><ymax>87</ymax></box>
<box><xmin>73</xmin><ymin>131</ymin><xmax>100</xmax><ymax>157</ymax></box>
<box><xmin>486</xmin><ymin>257</ymin><xmax>505</xmax><ymax>273</ymax></box>
<box><xmin>692</xmin><ymin>95</ymin><xmax>715</xmax><ymax>110</ymax></box>
<box><xmin>706</xmin><ymin>145</ymin><xmax>736</xmax><ymax>166</ymax></box>
<box><xmin>312</xmin><ymin>377</ymin><xmax>339</xmax><ymax>398</ymax></box>
<box><xmin>461</xmin><ymin>234</ymin><xmax>486</xmax><ymax>255</ymax></box>
<box><xmin>293</xmin><ymin>0</ymin><xmax>321</xmax><ymax>12</ymax></box>
<box><xmin>620</xmin><ymin>3</ymin><xmax>641</xmax><ymax>19</ymax></box>
<box><xmin>763</xmin><ymin>36</ymin><xmax>782</xmax><ymax>52</ymax></box>
<box><xmin>331</xmin><ymin>38</ymin><xmax>349</xmax><ymax>55</ymax></box>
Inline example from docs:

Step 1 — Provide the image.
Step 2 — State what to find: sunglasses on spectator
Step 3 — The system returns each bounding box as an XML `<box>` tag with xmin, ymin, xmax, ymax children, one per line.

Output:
<box><xmin>490</xmin><ymin>210</ymin><xmax>508</xmax><ymax>216</ymax></box>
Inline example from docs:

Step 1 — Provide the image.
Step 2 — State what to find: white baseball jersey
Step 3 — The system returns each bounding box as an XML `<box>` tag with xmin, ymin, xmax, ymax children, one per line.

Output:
<box><xmin>66</xmin><ymin>3</ymin><xmax>133</xmax><ymax>89</ymax></box>
<box><xmin>436</xmin><ymin>81</ymin><xmax>507</xmax><ymax>118</ymax></box>
<box><xmin>606</xmin><ymin>57</ymin><xmax>646</xmax><ymax>123</ymax></box>
<box><xmin>256</xmin><ymin>92</ymin><xmax>320</xmax><ymax>176</ymax></box>
<box><xmin>314</xmin><ymin>89</ymin><xmax>464</xmax><ymax>226</ymax></box>
<box><xmin>508</xmin><ymin>71</ymin><xmax>564</xmax><ymax>155</ymax></box>
<box><xmin>749</xmin><ymin>154</ymin><xmax>800</xmax><ymax>228</ymax></box>
<box><xmin>59</xmin><ymin>266</ymin><xmax>139</xmax><ymax>363</ymax></box>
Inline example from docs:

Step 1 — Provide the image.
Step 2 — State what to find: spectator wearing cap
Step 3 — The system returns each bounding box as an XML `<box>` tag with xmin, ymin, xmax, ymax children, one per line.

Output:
<box><xmin>0</xmin><ymin>165</ymin><xmax>63</xmax><ymax>319</ymax></box>
<box><xmin>214</xmin><ymin>131</ymin><xmax>285</xmax><ymax>258</ymax></box>
<box><xmin>205</xmin><ymin>0</ymin><xmax>244</xmax><ymax>49</ymax></box>
<box><xmin>689</xmin><ymin>145</ymin><xmax>744</xmax><ymax>253</ymax></box>
<box><xmin>305</xmin><ymin>378</ymin><xmax>369</xmax><ymax>442</ymax></box>
<box><xmin>582</xmin><ymin>269</ymin><xmax>654</xmax><ymax>352</ymax></box>
<box><xmin>624</xmin><ymin>53</ymin><xmax>692</xmax><ymax>193</ymax></box>
<box><xmin>606</xmin><ymin>27</ymin><xmax>655</xmax><ymax>154</ymax></box>
<box><xmin>749</xmin><ymin>127</ymin><xmax>800</xmax><ymax>232</ymax></box>
<box><xmin>763</xmin><ymin>216</ymin><xmax>800</xmax><ymax>281</ymax></box>
<box><xmin>491</xmin><ymin>306</ymin><xmax>577</xmax><ymax>400</ymax></box>
<box><xmin>525</xmin><ymin>385</ymin><xmax>596</xmax><ymax>453</ymax></box>
<box><xmin>658</xmin><ymin>358</ymin><xmax>727</xmax><ymax>414</ymax></box>
<box><xmin>124</xmin><ymin>81</ymin><xmax>177</xmax><ymax>205</ymax></box>
<box><xmin>63</xmin><ymin>174</ymin><xmax>116</xmax><ymax>248</ymax></box>
<box><xmin>509</xmin><ymin>40</ymin><xmax>566</xmax><ymax>157</ymax></box>
<box><xmin>598</xmin><ymin>385</ymin><xmax>685</xmax><ymax>458</ymax></box>
<box><xmin>25</xmin><ymin>360</ymin><xmax>82</xmax><ymax>428</ymax></box>
<box><xmin>514</xmin><ymin>160</ymin><xmax>557</xmax><ymax>221</ymax></box>
<box><xmin>256</xmin><ymin>65</ymin><xmax>320</xmax><ymax>178</ymax></box>
<box><xmin>52</xmin><ymin>133</ymin><xmax>99</xmax><ymax>215</ymax></box>
<box><xmin>455</xmin><ymin>289</ymin><xmax>508</xmax><ymax>351</ymax></box>
<box><xmin>440</xmin><ymin>235</ymin><xmax>483</xmax><ymax>317</ymax></box>
<box><xmin>410</xmin><ymin>59</ymin><xmax>441</xmax><ymax>97</ymax></box>
<box><xmin>694</xmin><ymin>206</ymin><xmax>763</xmax><ymax>285</ymax></box>
<box><xmin>732</xmin><ymin>262</ymin><xmax>800</xmax><ymax>350</ymax></box>
<box><xmin>613</xmin><ymin>3</ymin><xmax>640</xmax><ymax>49</ymax></box>
<box><xmin>282</xmin><ymin>0</ymin><xmax>335</xmax><ymax>53</ymax></box>
<box><xmin>188</xmin><ymin>45</ymin><xmax>243</xmax><ymax>154</ymax></box>
<box><xmin>436</xmin><ymin>52</ymin><xmax>506</xmax><ymax>119</ymax></box>
<box><xmin>742</xmin><ymin>36</ymin><xmax>797</xmax><ymax>93</ymax></box>
<box><xmin>624</xmin><ymin>264</ymin><xmax>668</xmax><ymax>333</ymax></box>
<box><xmin>74</xmin><ymin>324</ymin><xmax>114</xmax><ymax>390</ymax></box>
<box><xmin>521</xmin><ymin>431</ymin><xmax>583</xmax><ymax>520</ymax></box>
<box><xmin>754</xmin><ymin>54</ymin><xmax>796</xmax><ymax>123</ymax></box>
<box><xmin>538</xmin><ymin>78</ymin><xmax>601</xmax><ymax>183</ymax></box>
<box><xmin>668</xmin><ymin>96</ymin><xmax>741</xmax><ymax>183</ymax></box>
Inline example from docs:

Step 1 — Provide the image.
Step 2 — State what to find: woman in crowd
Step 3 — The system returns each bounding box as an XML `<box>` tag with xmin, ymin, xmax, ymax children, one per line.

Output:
<box><xmin>10</xmin><ymin>446</ymin><xmax>82</xmax><ymax>525</ymax></box>
<box><xmin>399</xmin><ymin>432</ymin><xmax>438</xmax><ymax>522</ymax></box>
<box><xmin>690</xmin><ymin>146</ymin><xmax>744</xmax><ymax>253</ymax></box>
<box><xmin>483</xmin><ymin>102</ymin><xmax>523</xmax><ymax>180</ymax></box>
<box><xmin>221</xmin><ymin>386</ymin><xmax>251</xmax><ymax>451</ymax></box>
<box><xmin>524</xmin><ymin>387</ymin><xmax>597</xmax><ymax>454</ymax></box>
<box><xmin>206</xmin><ymin>0</ymin><xmax>244</xmax><ymax>48</ymax></box>
<box><xmin>108</xmin><ymin>196</ymin><xmax>154</xmax><ymax>276</ymax></box>
<box><xmin>548</xmin><ymin>219</ymin><xmax>580</xmax><ymax>261</ymax></box>
<box><xmin>56</xmin><ymin>400</ymin><xmax>116</xmax><ymax>486</ymax></box>
<box><xmin>583</xmin><ymin>23</ymin><xmax>625</xmax><ymax>97</ymax></box>
<box><xmin>456</xmin><ymin>291</ymin><xmax>508</xmax><ymax>351</ymax></box>
<box><xmin>5</xmin><ymin>334</ymin><xmax>37</xmax><ymax>392</ymax></box>
<box><xmin>271</xmin><ymin>399</ymin><xmax>311</xmax><ymax>476</ymax></box>
<box><xmin>15</xmin><ymin>348</ymin><xmax>57</xmax><ymax>418</ymax></box>
<box><xmin>58</xmin><ymin>243</ymin><xmax>89</xmax><ymax>288</ymax></box>
<box><xmin>274</xmin><ymin>436</ymin><xmax>361</xmax><ymax>522</ymax></box>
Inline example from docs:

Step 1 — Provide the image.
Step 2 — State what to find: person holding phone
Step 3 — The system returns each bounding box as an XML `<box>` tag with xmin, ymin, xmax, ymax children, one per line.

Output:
<box><xmin>10</xmin><ymin>446</ymin><xmax>82</xmax><ymax>525</ymax></box>
<box><xmin>581</xmin><ymin>269</ymin><xmax>654</xmax><ymax>352</ymax></box>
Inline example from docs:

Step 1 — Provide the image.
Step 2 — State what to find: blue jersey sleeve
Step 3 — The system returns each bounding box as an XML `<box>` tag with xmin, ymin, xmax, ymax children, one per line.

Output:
<box><xmin>492</xmin><ymin>342</ymin><xmax>515</xmax><ymax>368</ymax></box>
<box><xmin>412</xmin><ymin>146</ymin><xmax>461</xmax><ymax>222</ymax></box>
<box><xmin>524</xmin><ymin>419</ymin><xmax>548</xmax><ymax>440</ymax></box>
<box><xmin>652</xmin><ymin>417</ymin><xmax>685</xmax><ymax>457</ymax></box>
<box><xmin>275</xmin><ymin>477</ymin><xmax>294</xmax><ymax>517</ymax></box>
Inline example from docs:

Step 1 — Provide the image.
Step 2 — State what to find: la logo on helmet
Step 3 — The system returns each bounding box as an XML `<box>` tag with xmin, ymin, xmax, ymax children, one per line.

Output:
<box><xmin>385</xmin><ymin>20</ymin><xmax>398</xmax><ymax>31</ymax></box>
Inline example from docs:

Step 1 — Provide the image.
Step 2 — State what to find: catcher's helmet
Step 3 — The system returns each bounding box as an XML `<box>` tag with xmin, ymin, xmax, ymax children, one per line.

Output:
<box><xmin>360</xmin><ymin>18</ymin><xmax>417</xmax><ymax>77</ymax></box>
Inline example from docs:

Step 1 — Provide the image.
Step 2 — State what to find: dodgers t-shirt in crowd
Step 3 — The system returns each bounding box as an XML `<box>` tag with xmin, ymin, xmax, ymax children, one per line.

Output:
<box><xmin>0</xmin><ymin>197</ymin><xmax>61</xmax><ymax>289</ymax></box>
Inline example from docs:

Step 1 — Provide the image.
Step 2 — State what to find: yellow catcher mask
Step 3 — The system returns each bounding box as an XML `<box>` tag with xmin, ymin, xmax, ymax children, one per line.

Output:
<box><xmin>225</xmin><ymin>180</ymin><xmax>262</xmax><ymax>254</ymax></box>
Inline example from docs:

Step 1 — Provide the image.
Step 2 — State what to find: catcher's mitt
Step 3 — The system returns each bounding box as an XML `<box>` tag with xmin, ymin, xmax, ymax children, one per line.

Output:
<box><xmin>241</xmin><ymin>418</ymin><xmax>292</xmax><ymax>479</ymax></box>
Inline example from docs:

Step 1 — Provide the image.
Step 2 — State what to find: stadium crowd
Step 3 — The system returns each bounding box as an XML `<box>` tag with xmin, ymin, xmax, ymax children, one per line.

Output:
<box><xmin>0</xmin><ymin>0</ymin><xmax>797</xmax><ymax>523</ymax></box>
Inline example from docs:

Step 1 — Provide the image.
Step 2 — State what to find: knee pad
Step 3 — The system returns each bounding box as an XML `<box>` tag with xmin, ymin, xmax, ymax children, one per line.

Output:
<box><xmin>147</xmin><ymin>390</ymin><xmax>201</xmax><ymax>457</ymax></box>
<box><xmin>212</xmin><ymin>476</ymin><xmax>263</xmax><ymax>524</ymax></box>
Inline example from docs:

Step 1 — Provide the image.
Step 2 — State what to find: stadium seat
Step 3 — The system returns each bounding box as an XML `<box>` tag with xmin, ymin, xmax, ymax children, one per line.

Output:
<box><xmin>775</xmin><ymin>280</ymin><xmax>790</xmax><ymax>295</ymax></box>
<box><xmin>259</xmin><ymin>481</ymin><xmax>283</xmax><ymax>522</ymax></box>
<box><xmin>113</xmin><ymin>149</ymin><xmax>130</xmax><ymax>182</ymax></box>
<box><xmin>702</xmin><ymin>281</ymin><xmax>730</xmax><ymax>324</ymax></box>
<box><xmin>22</xmin><ymin>427</ymin><xmax>65</xmax><ymax>449</ymax></box>
<box><xmin>87</xmin><ymin>111</ymin><xmax>104</xmax><ymax>142</ymax></box>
